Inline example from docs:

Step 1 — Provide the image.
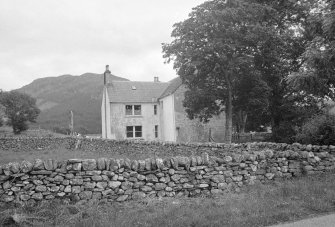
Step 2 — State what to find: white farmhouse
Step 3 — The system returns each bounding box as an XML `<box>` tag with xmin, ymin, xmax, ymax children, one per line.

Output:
<box><xmin>101</xmin><ymin>65</ymin><xmax>225</xmax><ymax>142</ymax></box>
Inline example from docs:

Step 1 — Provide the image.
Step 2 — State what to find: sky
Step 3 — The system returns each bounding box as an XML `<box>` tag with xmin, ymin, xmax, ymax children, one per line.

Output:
<box><xmin>0</xmin><ymin>0</ymin><xmax>205</xmax><ymax>91</ymax></box>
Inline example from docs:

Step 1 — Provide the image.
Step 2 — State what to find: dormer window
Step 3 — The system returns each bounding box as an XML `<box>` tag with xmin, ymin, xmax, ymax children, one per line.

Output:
<box><xmin>131</xmin><ymin>86</ymin><xmax>136</xmax><ymax>90</ymax></box>
<box><xmin>125</xmin><ymin>105</ymin><xmax>141</xmax><ymax>115</ymax></box>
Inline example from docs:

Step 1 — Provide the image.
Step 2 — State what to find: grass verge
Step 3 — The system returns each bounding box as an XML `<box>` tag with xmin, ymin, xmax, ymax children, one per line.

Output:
<box><xmin>1</xmin><ymin>172</ymin><xmax>335</xmax><ymax>227</ymax></box>
<box><xmin>0</xmin><ymin>147</ymin><xmax>173</xmax><ymax>165</ymax></box>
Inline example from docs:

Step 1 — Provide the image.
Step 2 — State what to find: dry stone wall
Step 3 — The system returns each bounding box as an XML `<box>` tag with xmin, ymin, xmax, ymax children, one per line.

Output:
<box><xmin>1</xmin><ymin>142</ymin><xmax>335</xmax><ymax>205</ymax></box>
<box><xmin>1</xmin><ymin>137</ymin><xmax>335</xmax><ymax>157</ymax></box>
<box><xmin>0</xmin><ymin>137</ymin><xmax>75</xmax><ymax>151</ymax></box>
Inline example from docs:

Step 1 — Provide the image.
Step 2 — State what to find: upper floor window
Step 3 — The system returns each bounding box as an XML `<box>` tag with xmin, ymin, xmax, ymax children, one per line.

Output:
<box><xmin>134</xmin><ymin>105</ymin><xmax>141</xmax><ymax>115</ymax></box>
<box><xmin>125</xmin><ymin>105</ymin><xmax>132</xmax><ymax>115</ymax></box>
<box><xmin>154</xmin><ymin>105</ymin><xmax>157</xmax><ymax>115</ymax></box>
<box><xmin>125</xmin><ymin>105</ymin><xmax>141</xmax><ymax>115</ymax></box>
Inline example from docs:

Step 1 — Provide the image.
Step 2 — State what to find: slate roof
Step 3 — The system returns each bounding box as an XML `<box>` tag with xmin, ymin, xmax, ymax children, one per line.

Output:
<box><xmin>159</xmin><ymin>77</ymin><xmax>182</xmax><ymax>99</ymax></box>
<box><xmin>107</xmin><ymin>77</ymin><xmax>183</xmax><ymax>103</ymax></box>
<box><xmin>107</xmin><ymin>81</ymin><xmax>169</xmax><ymax>103</ymax></box>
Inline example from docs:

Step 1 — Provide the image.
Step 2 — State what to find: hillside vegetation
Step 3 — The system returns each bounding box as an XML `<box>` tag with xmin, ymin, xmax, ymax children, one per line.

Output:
<box><xmin>17</xmin><ymin>73</ymin><xmax>127</xmax><ymax>134</ymax></box>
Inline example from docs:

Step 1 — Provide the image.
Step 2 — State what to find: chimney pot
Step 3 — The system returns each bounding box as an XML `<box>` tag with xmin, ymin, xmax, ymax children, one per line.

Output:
<box><xmin>104</xmin><ymin>64</ymin><xmax>111</xmax><ymax>85</ymax></box>
<box><xmin>154</xmin><ymin>77</ymin><xmax>159</xmax><ymax>82</ymax></box>
<box><xmin>105</xmin><ymin>65</ymin><xmax>110</xmax><ymax>73</ymax></box>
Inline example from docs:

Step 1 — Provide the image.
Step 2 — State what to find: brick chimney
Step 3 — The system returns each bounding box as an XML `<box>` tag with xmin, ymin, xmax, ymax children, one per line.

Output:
<box><xmin>104</xmin><ymin>65</ymin><xmax>111</xmax><ymax>85</ymax></box>
<box><xmin>154</xmin><ymin>76</ymin><xmax>159</xmax><ymax>82</ymax></box>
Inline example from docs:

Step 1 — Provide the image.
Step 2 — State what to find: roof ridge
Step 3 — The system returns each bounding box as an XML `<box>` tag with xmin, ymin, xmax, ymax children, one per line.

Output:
<box><xmin>110</xmin><ymin>80</ymin><xmax>169</xmax><ymax>83</ymax></box>
<box><xmin>159</xmin><ymin>77</ymin><xmax>182</xmax><ymax>99</ymax></box>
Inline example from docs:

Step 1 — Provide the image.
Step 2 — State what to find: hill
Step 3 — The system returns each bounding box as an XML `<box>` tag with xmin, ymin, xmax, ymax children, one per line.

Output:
<box><xmin>17</xmin><ymin>73</ymin><xmax>128</xmax><ymax>134</ymax></box>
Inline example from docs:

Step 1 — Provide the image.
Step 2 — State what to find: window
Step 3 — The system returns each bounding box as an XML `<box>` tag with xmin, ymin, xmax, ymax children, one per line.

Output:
<box><xmin>125</xmin><ymin>105</ymin><xmax>133</xmax><ymax>115</ymax></box>
<box><xmin>125</xmin><ymin>105</ymin><xmax>141</xmax><ymax>115</ymax></box>
<box><xmin>135</xmin><ymin>126</ymin><xmax>142</xmax><ymax>137</ymax></box>
<box><xmin>154</xmin><ymin>105</ymin><xmax>157</xmax><ymax>115</ymax></box>
<box><xmin>155</xmin><ymin>125</ymin><xmax>158</xmax><ymax>138</ymax></box>
<box><xmin>126</xmin><ymin>126</ymin><xmax>142</xmax><ymax>138</ymax></box>
<box><xmin>134</xmin><ymin>105</ymin><xmax>141</xmax><ymax>115</ymax></box>
<box><xmin>126</xmin><ymin>126</ymin><xmax>133</xmax><ymax>138</ymax></box>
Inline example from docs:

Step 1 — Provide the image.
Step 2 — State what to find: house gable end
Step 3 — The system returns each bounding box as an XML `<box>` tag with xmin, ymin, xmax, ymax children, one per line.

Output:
<box><xmin>159</xmin><ymin>77</ymin><xmax>182</xmax><ymax>99</ymax></box>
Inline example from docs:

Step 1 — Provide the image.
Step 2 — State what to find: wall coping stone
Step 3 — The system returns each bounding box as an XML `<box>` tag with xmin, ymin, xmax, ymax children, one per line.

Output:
<box><xmin>1</xmin><ymin>137</ymin><xmax>334</xmax><ymax>153</ymax></box>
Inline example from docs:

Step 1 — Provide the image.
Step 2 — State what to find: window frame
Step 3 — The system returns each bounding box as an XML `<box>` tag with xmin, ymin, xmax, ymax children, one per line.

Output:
<box><xmin>126</xmin><ymin>126</ymin><xmax>134</xmax><ymax>138</ymax></box>
<box><xmin>125</xmin><ymin>104</ymin><xmax>142</xmax><ymax>116</ymax></box>
<box><xmin>134</xmin><ymin>105</ymin><xmax>141</xmax><ymax>115</ymax></box>
<box><xmin>125</xmin><ymin>105</ymin><xmax>133</xmax><ymax>115</ymax></box>
<box><xmin>126</xmin><ymin>126</ymin><xmax>142</xmax><ymax>138</ymax></box>
<box><xmin>135</xmin><ymin>126</ymin><xmax>142</xmax><ymax>137</ymax></box>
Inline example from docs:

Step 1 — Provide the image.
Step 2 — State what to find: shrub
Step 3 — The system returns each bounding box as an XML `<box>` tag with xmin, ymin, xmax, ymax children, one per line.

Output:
<box><xmin>271</xmin><ymin>121</ymin><xmax>298</xmax><ymax>144</ymax></box>
<box><xmin>296</xmin><ymin>113</ymin><xmax>335</xmax><ymax>145</ymax></box>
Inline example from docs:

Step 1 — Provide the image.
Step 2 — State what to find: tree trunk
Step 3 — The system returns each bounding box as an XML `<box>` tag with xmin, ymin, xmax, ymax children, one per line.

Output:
<box><xmin>224</xmin><ymin>72</ymin><xmax>233</xmax><ymax>144</ymax></box>
<box><xmin>239</xmin><ymin>110</ymin><xmax>248</xmax><ymax>134</ymax></box>
<box><xmin>236</xmin><ymin>110</ymin><xmax>246</xmax><ymax>133</ymax></box>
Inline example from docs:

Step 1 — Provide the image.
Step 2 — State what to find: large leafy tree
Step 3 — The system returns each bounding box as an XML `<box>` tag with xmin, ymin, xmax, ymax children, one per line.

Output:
<box><xmin>250</xmin><ymin>0</ymin><xmax>321</xmax><ymax>141</ymax></box>
<box><xmin>233</xmin><ymin>69</ymin><xmax>270</xmax><ymax>133</ymax></box>
<box><xmin>0</xmin><ymin>91</ymin><xmax>40</xmax><ymax>134</ymax></box>
<box><xmin>288</xmin><ymin>0</ymin><xmax>335</xmax><ymax>99</ymax></box>
<box><xmin>0</xmin><ymin>90</ymin><xmax>4</xmax><ymax>127</ymax></box>
<box><xmin>0</xmin><ymin>104</ymin><xmax>4</xmax><ymax>127</ymax></box>
<box><xmin>163</xmin><ymin>0</ymin><xmax>275</xmax><ymax>143</ymax></box>
<box><xmin>280</xmin><ymin>0</ymin><xmax>335</xmax><ymax>143</ymax></box>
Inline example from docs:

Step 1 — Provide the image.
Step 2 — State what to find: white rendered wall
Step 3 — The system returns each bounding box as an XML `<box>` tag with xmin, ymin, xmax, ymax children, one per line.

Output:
<box><xmin>101</xmin><ymin>87</ymin><xmax>112</xmax><ymax>139</ymax></box>
<box><xmin>109</xmin><ymin>103</ymin><xmax>160</xmax><ymax>140</ymax></box>
<box><xmin>160</xmin><ymin>94</ymin><xmax>176</xmax><ymax>142</ymax></box>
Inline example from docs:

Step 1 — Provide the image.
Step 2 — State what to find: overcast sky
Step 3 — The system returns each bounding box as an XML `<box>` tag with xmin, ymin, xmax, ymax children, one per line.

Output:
<box><xmin>0</xmin><ymin>0</ymin><xmax>205</xmax><ymax>91</ymax></box>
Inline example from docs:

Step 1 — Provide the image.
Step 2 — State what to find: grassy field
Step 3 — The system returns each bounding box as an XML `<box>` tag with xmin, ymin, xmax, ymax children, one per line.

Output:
<box><xmin>0</xmin><ymin>127</ymin><xmax>67</xmax><ymax>138</ymax></box>
<box><xmin>1</xmin><ymin>143</ymin><xmax>181</xmax><ymax>165</ymax></box>
<box><xmin>0</xmin><ymin>128</ymin><xmax>183</xmax><ymax>165</ymax></box>
<box><xmin>1</xmin><ymin>172</ymin><xmax>335</xmax><ymax>227</ymax></box>
<box><xmin>0</xmin><ymin>128</ymin><xmax>143</xmax><ymax>165</ymax></box>
<box><xmin>0</xmin><ymin>147</ymin><xmax>176</xmax><ymax>165</ymax></box>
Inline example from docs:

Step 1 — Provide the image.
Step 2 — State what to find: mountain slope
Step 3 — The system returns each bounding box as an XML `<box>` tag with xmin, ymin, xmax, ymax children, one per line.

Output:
<box><xmin>17</xmin><ymin>73</ymin><xmax>128</xmax><ymax>134</ymax></box>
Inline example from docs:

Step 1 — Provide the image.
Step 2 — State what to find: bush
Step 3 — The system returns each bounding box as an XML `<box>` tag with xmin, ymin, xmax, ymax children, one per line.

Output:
<box><xmin>296</xmin><ymin>113</ymin><xmax>335</xmax><ymax>145</ymax></box>
<box><xmin>271</xmin><ymin>121</ymin><xmax>298</xmax><ymax>144</ymax></box>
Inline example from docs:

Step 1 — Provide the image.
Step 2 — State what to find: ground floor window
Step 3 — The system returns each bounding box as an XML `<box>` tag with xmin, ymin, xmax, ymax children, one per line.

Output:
<box><xmin>126</xmin><ymin>126</ymin><xmax>142</xmax><ymax>138</ymax></box>
<box><xmin>155</xmin><ymin>125</ymin><xmax>158</xmax><ymax>138</ymax></box>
